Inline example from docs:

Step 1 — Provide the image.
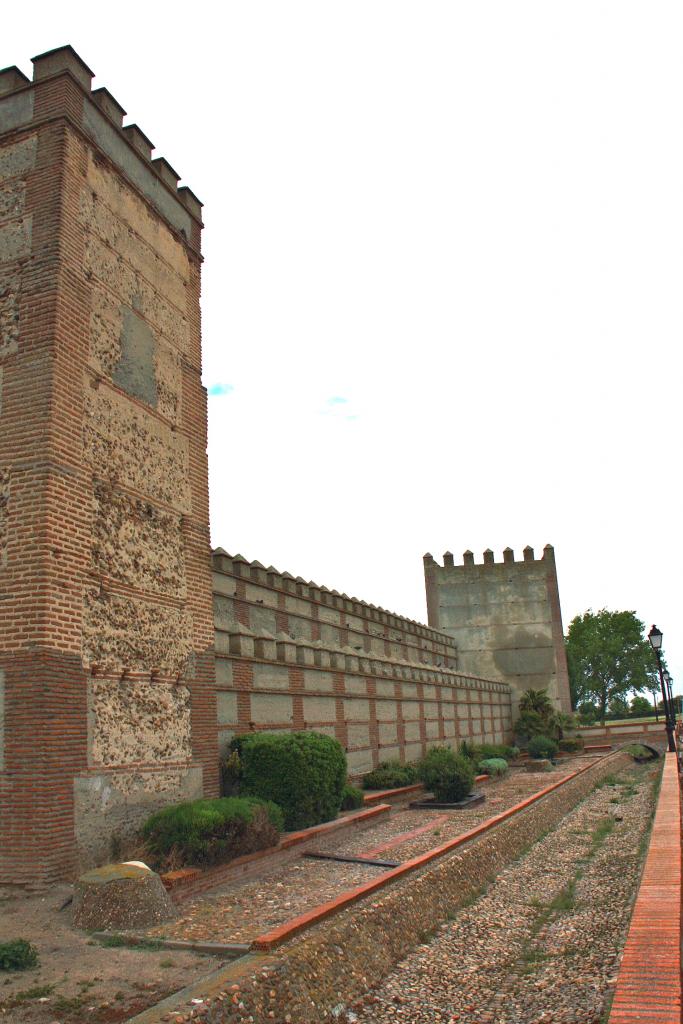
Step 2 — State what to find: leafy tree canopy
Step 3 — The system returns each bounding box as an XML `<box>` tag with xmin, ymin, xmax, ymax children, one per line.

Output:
<box><xmin>565</xmin><ymin>609</ymin><xmax>659</xmax><ymax>723</ymax></box>
<box><xmin>630</xmin><ymin>695</ymin><xmax>654</xmax><ymax>717</ymax></box>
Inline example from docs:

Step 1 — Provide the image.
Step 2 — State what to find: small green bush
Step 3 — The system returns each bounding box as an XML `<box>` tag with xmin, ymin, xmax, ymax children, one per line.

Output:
<box><xmin>459</xmin><ymin>740</ymin><xmax>481</xmax><ymax>765</ymax></box>
<box><xmin>527</xmin><ymin>734</ymin><xmax>559</xmax><ymax>760</ymax></box>
<box><xmin>233</xmin><ymin>731</ymin><xmax>346</xmax><ymax>830</ymax></box>
<box><xmin>361</xmin><ymin>760</ymin><xmax>419</xmax><ymax>790</ymax></box>
<box><xmin>558</xmin><ymin>737</ymin><xmax>584</xmax><ymax>753</ymax></box>
<box><xmin>418</xmin><ymin>746</ymin><xmax>475</xmax><ymax>802</ymax></box>
<box><xmin>340</xmin><ymin>783</ymin><xmax>364</xmax><ymax>810</ymax></box>
<box><xmin>0</xmin><ymin>939</ymin><xmax>39</xmax><ymax>971</ymax></box>
<box><xmin>142</xmin><ymin>796</ymin><xmax>283</xmax><ymax>867</ymax></box>
<box><xmin>477</xmin><ymin>743</ymin><xmax>519</xmax><ymax>762</ymax></box>
<box><xmin>220</xmin><ymin>749</ymin><xmax>242</xmax><ymax>796</ymax></box>
<box><xmin>479</xmin><ymin>757</ymin><xmax>508</xmax><ymax>777</ymax></box>
<box><xmin>623</xmin><ymin>743</ymin><xmax>656</xmax><ymax>763</ymax></box>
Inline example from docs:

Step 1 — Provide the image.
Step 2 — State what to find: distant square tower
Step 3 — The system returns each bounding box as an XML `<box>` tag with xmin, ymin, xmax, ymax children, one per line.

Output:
<box><xmin>424</xmin><ymin>545</ymin><xmax>572</xmax><ymax>716</ymax></box>
<box><xmin>0</xmin><ymin>47</ymin><xmax>218</xmax><ymax>883</ymax></box>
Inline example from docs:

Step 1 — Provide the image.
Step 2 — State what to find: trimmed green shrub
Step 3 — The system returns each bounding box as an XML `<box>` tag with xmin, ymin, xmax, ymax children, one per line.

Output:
<box><xmin>418</xmin><ymin>746</ymin><xmax>475</xmax><ymax>802</ymax></box>
<box><xmin>623</xmin><ymin>743</ymin><xmax>657</xmax><ymax>762</ymax></box>
<box><xmin>527</xmin><ymin>734</ymin><xmax>559</xmax><ymax>760</ymax></box>
<box><xmin>558</xmin><ymin>737</ymin><xmax>584</xmax><ymax>753</ymax></box>
<box><xmin>477</xmin><ymin>743</ymin><xmax>519</xmax><ymax>762</ymax></box>
<box><xmin>233</xmin><ymin>731</ymin><xmax>346</xmax><ymax>830</ymax></box>
<box><xmin>479</xmin><ymin>757</ymin><xmax>508</xmax><ymax>777</ymax></box>
<box><xmin>220</xmin><ymin>749</ymin><xmax>242</xmax><ymax>796</ymax></box>
<box><xmin>514</xmin><ymin>709</ymin><xmax>548</xmax><ymax>741</ymax></box>
<box><xmin>340</xmin><ymin>783</ymin><xmax>364</xmax><ymax>810</ymax></box>
<box><xmin>361</xmin><ymin>760</ymin><xmax>419</xmax><ymax>790</ymax></box>
<box><xmin>142</xmin><ymin>796</ymin><xmax>284</xmax><ymax>867</ymax></box>
<box><xmin>0</xmin><ymin>939</ymin><xmax>39</xmax><ymax>971</ymax></box>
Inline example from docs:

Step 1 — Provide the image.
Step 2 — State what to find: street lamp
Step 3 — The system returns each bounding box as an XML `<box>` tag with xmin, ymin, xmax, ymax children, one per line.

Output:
<box><xmin>648</xmin><ymin>625</ymin><xmax>676</xmax><ymax>752</ymax></box>
<box><xmin>664</xmin><ymin>670</ymin><xmax>675</xmax><ymax>718</ymax></box>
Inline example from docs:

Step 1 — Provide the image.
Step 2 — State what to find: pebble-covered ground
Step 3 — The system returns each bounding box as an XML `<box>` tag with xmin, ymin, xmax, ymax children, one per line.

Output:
<box><xmin>147</xmin><ymin>760</ymin><xmax>594</xmax><ymax>945</ymax></box>
<box><xmin>347</xmin><ymin>761</ymin><xmax>658</xmax><ymax>1024</ymax></box>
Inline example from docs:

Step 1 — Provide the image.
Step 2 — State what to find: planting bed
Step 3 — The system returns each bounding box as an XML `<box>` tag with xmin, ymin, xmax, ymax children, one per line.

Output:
<box><xmin>143</xmin><ymin>757</ymin><xmax>599</xmax><ymax>947</ymax></box>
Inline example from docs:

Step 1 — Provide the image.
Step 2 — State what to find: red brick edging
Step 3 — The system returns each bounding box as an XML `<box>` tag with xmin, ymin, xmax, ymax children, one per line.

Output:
<box><xmin>252</xmin><ymin>758</ymin><xmax>603</xmax><ymax>950</ymax></box>
<box><xmin>608</xmin><ymin>751</ymin><xmax>682</xmax><ymax>1024</ymax></box>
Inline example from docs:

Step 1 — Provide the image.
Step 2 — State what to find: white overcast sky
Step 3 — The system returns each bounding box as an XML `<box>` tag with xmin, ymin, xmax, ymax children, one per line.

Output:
<box><xmin>7</xmin><ymin>3</ymin><xmax>683</xmax><ymax>689</ymax></box>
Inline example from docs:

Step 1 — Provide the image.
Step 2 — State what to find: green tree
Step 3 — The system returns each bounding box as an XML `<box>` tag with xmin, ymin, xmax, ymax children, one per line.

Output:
<box><xmin>565</xmin><ymin>609</ymin><xmax>658</xmax><ymax>724</ymax></box>
<box><xmin>630</xmin><ymin>694</ymin><xmax>653</xmax><ymax>718</ymax></box>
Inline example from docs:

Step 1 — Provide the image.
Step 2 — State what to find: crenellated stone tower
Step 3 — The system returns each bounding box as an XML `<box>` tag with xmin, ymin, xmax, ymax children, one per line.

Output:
<box><xmin>423</xmin><ymin>545</ymin><xmax>572</xmax><ymax>716</ymax></box>
<box><xmin>0</xmin><ymin>46</ymin><xmax>218</xmax><ymax>883</ymax></box>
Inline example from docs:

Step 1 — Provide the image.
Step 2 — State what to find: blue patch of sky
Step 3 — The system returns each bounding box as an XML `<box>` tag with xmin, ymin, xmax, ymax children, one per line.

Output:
<box><xmin>207</xmin><ymin>383</ymin><xmax>235</xmax><ymax>397</ymax></box>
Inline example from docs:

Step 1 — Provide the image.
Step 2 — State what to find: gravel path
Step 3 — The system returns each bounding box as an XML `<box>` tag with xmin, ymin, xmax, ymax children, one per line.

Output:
<box><xmin>147</xmin><ymin>760</ymin><xmax>596</xmax><ymax>946</ymax></box>
<box><xmin>330</xmin><ymin>760</ymin><xmax>598</xmax><ymax>863</ymax></box>
<box><xmin>348</xmin><ymin>761</ymin><xmax>658</xmax><ymax>1024</ymax></box>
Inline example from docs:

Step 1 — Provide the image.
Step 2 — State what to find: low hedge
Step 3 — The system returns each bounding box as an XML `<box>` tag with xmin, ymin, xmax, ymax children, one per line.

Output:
<box><xmin>233</xmin><ymin>731</ymin><xmax>347</xmax><ymax>831</ymax></box>
<box><xmin>362</xmin><ymin>760</ymin><xmax>419</xmax><ymax>790</ymax></box>
<box><xmin>341</xmin><ymin>783</ymin><xmax>364</xmax><ymax>810</ymax></box>
<box><xmin>142</xmin><ymin>796</ymin><xmax>284</xmax><ymax>867</ymax></box>
<box><xmin>558</xmin><ymin>737</ymin><xmax>584</xmax><ymax>753</ymax></box>
<box><xmin>0</xmin><ymin>939</ymin><xmax>38</xmax><ymax>971</ymax></box>
<box><xmin>527</xmin><ymin>734</ymin><xmax>559</xmax><ymax>760</ymax></box>
<box><xmin>418</xmin><ymin>746</ymin><xmax>475</xmax><ymax>802</ymax></box>
<box><xmin>479</xmin><ymin>757</ymin><xmax>508</xmax><ymax>777</ymax></box>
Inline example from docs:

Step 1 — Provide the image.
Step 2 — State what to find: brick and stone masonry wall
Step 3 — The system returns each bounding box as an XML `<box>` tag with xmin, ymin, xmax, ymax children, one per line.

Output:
<box><xmin>0</xmin><ymin>47</ymin><xmax>217</xmax><ymax>883</ymax></box>
<box><xmin>424</xmin><ymin>545</ymin><xmax>572</xmax><ymax>716</ymax></box>
<box><xmin>212</xmin><ymin>550</ymin><xmax>513</xmax><ymax>775</ymax></box>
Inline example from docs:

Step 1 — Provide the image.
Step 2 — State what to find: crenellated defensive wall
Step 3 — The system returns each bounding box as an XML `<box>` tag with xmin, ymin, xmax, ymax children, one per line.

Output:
<box><xmin>212</xmin><ymin>549</ymin><xmax>512</xmax><ymax>776</ymax></box>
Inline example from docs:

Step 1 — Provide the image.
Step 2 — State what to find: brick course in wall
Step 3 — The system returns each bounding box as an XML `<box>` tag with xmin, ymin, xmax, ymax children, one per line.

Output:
<box><xmin>212</xmin><ymin>550</ymin><xmax>513</xmax><ymax>774</ymax></box>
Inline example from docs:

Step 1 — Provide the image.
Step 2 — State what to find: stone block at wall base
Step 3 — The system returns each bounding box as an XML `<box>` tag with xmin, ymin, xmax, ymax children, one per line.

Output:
<box><xmin>73</xmin><ymin>766</ymin><xmax>203</xmax><ymax>871</ymax></box>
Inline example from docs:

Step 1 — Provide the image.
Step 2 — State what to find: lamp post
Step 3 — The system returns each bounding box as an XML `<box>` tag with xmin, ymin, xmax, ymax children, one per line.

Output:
<box><xmin>664</xmin><ymin>670</ymin><xmax>676</xmax><ymax>724</ymax></box>
<box><xmin>648</xmin><ymin>625</ymin><xmax>676</xmax><ymax>752</ymax></box>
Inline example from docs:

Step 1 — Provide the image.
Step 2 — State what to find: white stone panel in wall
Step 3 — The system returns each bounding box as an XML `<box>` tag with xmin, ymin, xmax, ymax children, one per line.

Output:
<box><xmin>404</xmin><ymin>720</ymin><xmax>421</xmax><ymax>742</ymax></box>
<box><xmin>379</xmin><ymin>722</ymin><xmax>397</xmax><ymax>744</ymax></box>
<box><xmin>347</xmin><ymin>723</ymin><xmax>370</xmax><ymax>748</ymax></box>
<box><xmin>345</xmin><ymin>676</ymin><xmax>370</xmax><ymax>696</ymax></box>
<box><xmin>344</xmin><ymin>698</ymin><xmax>369</xmax><ymax>721</ymax></box>
<box><xmin>303</xmin><ymin>669</ymin><xmax>334</xmax><ymax>692</ymax></box>
<box><xmin>245</xmin><ymin>582</ymin><xmax>278</xmax><ymax>607</ymax></box>
<box><xmin>317</xmin><ymin>604</ymin><xmax>341</xmax><ymax>625</ymax></box>
<box><xmin>215</xmin><ymin>658</ymin><xmax>233</xmax><ymax>686</ymax></box>
<box><xmin>347</xmin><ymin>748</ymin><xmax>374</xmax><ymax>773</ymax></box>
<box><xmin>404</xmin><ymin>742</ymin><xmax>423</xmax><ymax>761</ymax></box>
<box><xmin>251</xmin><ymin>693</ymin><xmax>293</xmax><ymax>725</ymax></box>
<box><xmin>375</xmin><ymin>699</ymin><xmax>397</xmax><ymax>722</ymax></box>
<box><xmin>217</xmin><ymin>691</ymin><xmax>237</xmax><ymax>725</ymax></box>
<box><xmin>252</xmin><ymin>664</ymin><xmax>290</xmax><ymax>691</ymax></box>
<box><xmin>374</xmin><ymin>680</ymin><xmax>396</xmax><ymax>698</ymax></box>
<box><xmin>302</xmin><ymin>695</ymin><xmax>336</xmax><ymax>723</ymax></box>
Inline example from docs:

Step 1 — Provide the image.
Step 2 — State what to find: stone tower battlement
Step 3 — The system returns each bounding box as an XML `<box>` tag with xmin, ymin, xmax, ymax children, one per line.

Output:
<box><xmin>423</xmin><ymin>545</ymin><xmax>572</xmax><ymax>715</ymax></box>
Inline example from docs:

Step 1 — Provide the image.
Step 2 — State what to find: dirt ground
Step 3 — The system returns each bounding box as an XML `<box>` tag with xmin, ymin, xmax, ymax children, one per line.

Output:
<box><xmin>0</xmin><ymin>885</ymin><xmax>221</xmax><ymax>1023</ymax></box>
